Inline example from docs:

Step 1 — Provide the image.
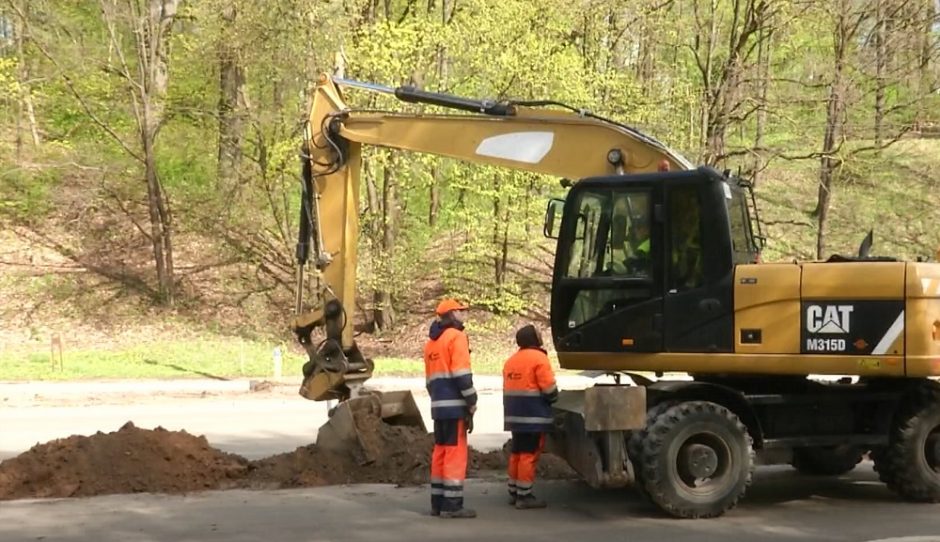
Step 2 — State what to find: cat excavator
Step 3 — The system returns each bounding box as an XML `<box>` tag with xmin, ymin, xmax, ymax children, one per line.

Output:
<box><xmin>292</xmin><ymin>73</ymin><xmax>940</xmax><ymax>518</ymax></box>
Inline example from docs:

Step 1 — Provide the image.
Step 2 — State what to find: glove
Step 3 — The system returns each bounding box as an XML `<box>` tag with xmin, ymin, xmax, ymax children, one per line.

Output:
<box><xmin>465</xmin><ymin>413</ymin><xmax>474</xmax><ymax>434</ymax></box>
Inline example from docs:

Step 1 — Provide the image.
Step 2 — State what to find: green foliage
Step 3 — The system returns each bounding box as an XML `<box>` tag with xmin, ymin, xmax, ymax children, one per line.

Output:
<box><xmin>0</xmin><ymin>338</ymin><xmax>308</xmax><ymax>380</ymax></box>
<box><xmin>0</xmin><ymin>57</ymin><xmax>19</xmax><ymax>96</ymax></box>
<box><xmin>1</xmin><ymin>0</ymin><xmax>939</xmax><ymax>348</ymax></box>
<box><xmin>0</xmin><ymin>167</ymin><xmax>58</xmax><ymax>221</ymax></box>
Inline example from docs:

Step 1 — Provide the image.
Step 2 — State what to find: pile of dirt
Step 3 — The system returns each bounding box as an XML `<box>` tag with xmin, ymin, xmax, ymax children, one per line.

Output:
<box><xmin>0</xmin><ymin>422</ymin><xmax>249</xmax><ymax>500</ymax></box>
<box><xmin>0</xmin><ymin>414</ymin><xmax>577</xmax><ymax>501</ymax></box>
<box><xmin>247</xmin><ymin>411</ymin><xmax>435</xmax><ymax>488</ymax></box>
<box><xmin>471</xmin><ymin>440</ymin><xmax>578</xmax><ymax>480</ymax></box>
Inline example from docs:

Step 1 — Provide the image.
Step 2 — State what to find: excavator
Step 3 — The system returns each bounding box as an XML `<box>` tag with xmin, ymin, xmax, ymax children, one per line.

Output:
<box><xmin>292</xmin><ymin>73</ymin><xmax>940</xmax><ymax>518</ymax></box>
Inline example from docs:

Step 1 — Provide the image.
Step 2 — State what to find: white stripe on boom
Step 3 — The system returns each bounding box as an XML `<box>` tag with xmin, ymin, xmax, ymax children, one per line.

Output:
<box><xmin>475</xmin><ymin>132</ymin><xmax>554</xmax><ymax>164</ymax></box>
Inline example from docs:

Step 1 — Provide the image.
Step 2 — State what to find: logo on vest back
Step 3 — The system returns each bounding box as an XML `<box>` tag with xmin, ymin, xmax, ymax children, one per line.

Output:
<box><xmin>806</xmin><ymin>304</ymin><xmax>853</xmax><ymax>334</ymax></box>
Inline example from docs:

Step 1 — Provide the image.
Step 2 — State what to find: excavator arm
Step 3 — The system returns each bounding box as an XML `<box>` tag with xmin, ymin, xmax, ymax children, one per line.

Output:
<box><xmin>292</xmin><ymin>73</ymin><xmax>692</xmax><ymax>407</ymax></box>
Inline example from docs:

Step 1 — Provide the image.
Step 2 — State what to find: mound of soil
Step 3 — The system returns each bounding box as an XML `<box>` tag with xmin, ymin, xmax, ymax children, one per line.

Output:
<box><xmin>0</xmin><ymin>413</ymin><xmax>577</xmax><ymax>501</ymax></box>
<box><xmin>247</xmin><ymin>411</ymin><xmax>434</xmax><ymax>489</ymax></box>
<box><xmin>471</xmin><ymin>439</ymin><xmax>578</xmax><ymax>480</ymax></box>
<box><xmin>0</xmin><ymin>422</ymin><xmax>248</xmax><ymax>500</ymax></box>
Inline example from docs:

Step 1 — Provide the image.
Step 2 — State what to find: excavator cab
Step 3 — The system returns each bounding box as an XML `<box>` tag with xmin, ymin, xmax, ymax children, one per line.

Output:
<box><xmin>545</xmin><ymin>167</ymin><xmax>762</xmax><ymax>356</ymax></box>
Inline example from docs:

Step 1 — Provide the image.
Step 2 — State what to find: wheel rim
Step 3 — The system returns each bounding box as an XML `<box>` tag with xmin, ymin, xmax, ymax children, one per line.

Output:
<box><xmin>674</xmin><ymin>431</ymin><xmax>732</xmax><ymax>496</ymax></box>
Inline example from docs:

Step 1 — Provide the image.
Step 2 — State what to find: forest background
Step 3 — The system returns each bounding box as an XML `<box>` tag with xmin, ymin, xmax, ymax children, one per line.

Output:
<box><xmin>1</xmin><ymin>0</ymin><xmax>938</xmax><ymax>378</ymax></box>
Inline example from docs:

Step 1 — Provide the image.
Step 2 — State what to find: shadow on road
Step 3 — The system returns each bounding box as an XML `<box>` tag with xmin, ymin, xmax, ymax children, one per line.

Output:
<box><xmin>738</xmin><ymin>463</ymin><xmax>900</xmax><ymax>508</ymax></box>
<box><xmin>142</xmin><ymin>359</ymin><xmax>229</xmax><ymax>381</ymax></box>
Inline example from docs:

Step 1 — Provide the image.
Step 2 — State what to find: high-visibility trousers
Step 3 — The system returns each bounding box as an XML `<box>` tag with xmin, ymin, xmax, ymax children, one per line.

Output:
<box><xmin>430</xmin><ymin>418</ymin><xmax>468</xmax><ymax>513</ymax></box>
<box><xmin>508</xmin><ymin>431</ymin><xmax>545</xmax><ymax>497</ymax></box>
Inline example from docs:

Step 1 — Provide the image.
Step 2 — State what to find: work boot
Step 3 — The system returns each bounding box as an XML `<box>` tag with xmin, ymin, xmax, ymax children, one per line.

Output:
<box><xmin>514</xmin><ymin>494</ymin><xmax>547</xmax><ymax>509</ymax></box>
<box><xmin>440</xmin><ymin>508</ymin><xmax>477</xmax><ymax>519</ymax></box>
<box><xmin>508</xmin><ymin>492</ymin><xmax>517</xmax><ymax>506</ymax></box>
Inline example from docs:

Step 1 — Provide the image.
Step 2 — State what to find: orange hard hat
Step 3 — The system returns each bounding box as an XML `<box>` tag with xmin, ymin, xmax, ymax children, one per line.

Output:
<box><xmin>435</xmin><ymin>298</ymin><xmax>468</xmax><ymax>316</ymax></box>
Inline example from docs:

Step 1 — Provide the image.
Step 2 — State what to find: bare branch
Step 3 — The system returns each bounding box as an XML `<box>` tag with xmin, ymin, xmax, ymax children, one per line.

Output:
<box><xmin>6</xmin><ymin>0</ymin><xmax>144</xmax><ymax>163</ymax></box>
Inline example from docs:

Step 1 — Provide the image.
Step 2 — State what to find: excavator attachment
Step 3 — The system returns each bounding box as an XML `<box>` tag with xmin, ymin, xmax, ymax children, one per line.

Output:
<box><xmin>314</xmin><ymin>390</ymin><xmax>426</xmax><ymax>465</ymax></box>
<box><xmin>295</xmin><ymin>319</ymin><xmax>427</xmax><ymax>462</ymax></box>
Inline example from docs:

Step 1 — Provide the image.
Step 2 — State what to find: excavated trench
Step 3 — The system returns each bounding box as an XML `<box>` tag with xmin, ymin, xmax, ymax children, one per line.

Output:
<box><xmin>0</xmin><ymin>417</ymin><xmax>576</xmax><ymax>500</ymax></box>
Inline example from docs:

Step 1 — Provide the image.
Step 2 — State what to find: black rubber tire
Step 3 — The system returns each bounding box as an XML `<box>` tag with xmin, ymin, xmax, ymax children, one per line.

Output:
<box><xmin>627</xmin><ymin>401</ymin><xmax>677</xmax><ymax>501</ymax></box>
<box><xmin>635</xmin><ymin>401</ymin><xmax>755</xmax><ymax>519</ymax></box>
<box><xmin>628</xmin><ymin>401</ymin><xmax>678</xmax><ymax>464</ymax></box>
<box><xmin>791</xmin><ymin>446</ymin><xmax>865</xmax><ymax>476</ymax></box>
<box><xmin>873</xmin><ymin>380</ymin><xmax>940</xmax><ymax>502</ymax></box>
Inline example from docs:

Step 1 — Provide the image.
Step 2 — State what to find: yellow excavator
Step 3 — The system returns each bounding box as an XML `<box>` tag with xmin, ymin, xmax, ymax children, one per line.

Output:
<box><xmin>292</xmin><ymin>73</ymin><xmax>940</xmax><ymax>518</ymax></box>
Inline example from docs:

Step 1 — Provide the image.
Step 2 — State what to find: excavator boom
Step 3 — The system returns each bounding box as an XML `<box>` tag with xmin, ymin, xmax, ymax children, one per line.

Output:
<box><xmin>291</xmin><ymin>73</ymin><xmax>692</xmax><ymax>459</ymax></box>
<box><xmin>292</xmin><ymin>74</ymin><xmax>692</xmax><ymax>400</ymax></box>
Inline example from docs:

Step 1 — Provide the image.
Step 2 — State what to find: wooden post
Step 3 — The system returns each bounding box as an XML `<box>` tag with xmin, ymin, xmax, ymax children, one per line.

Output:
<box><xmin>50</xmin><ymin>334</ymin><xmax>63</xmax><ymax>371</ymax></box>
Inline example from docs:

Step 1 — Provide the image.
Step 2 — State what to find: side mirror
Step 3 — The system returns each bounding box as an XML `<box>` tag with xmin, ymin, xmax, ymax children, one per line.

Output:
<box><xmin>543</xmin><ymin>198</ymin><xmax>565</xmax><ymax>239</ymax></box>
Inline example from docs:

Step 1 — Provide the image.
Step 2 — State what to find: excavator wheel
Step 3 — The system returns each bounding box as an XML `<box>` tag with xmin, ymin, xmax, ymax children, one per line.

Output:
<box><xmin>634</xmin><ymin>400</ymin><xmax>754</xmax><ymax>519</ymax></box>
<box><xmin>627</xmin><ymin>400</ymin><xmax>677</xmax><ymax>502</ymax></box>
<box><xmin>791</xmin><ymin>445</ymin><xmax>865</xmax><ymax>476</ymax></box>
<box><xmin>874</xmin><ymin>380</ymin><xmax>940</xmax><ymax>502</ymax></box>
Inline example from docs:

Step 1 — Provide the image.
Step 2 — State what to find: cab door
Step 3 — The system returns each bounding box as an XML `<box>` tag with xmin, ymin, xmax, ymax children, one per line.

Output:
<box><xmin>550</xmin><ymin>177</ymin><xmax>664</xmax><ymax>353</ymax></box>
<box><xmin>661</xmin><ymin>174</ymin><xmax>735</xmax><ymax>352</ymax></box>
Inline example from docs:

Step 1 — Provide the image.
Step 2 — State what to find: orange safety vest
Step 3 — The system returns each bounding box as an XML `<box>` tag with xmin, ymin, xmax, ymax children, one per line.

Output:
<box><xmin>502</xmin><ymin>347</ymin><xmax>558</xmax><ymax>432</ymax></box>
<box><xmin>424</xmin><ymin>322</ymin><xmax>477</xmax><ymax>420</ymax></box>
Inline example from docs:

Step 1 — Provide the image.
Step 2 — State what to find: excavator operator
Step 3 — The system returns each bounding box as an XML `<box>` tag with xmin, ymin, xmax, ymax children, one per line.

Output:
<box><xmin>610</xmin><ymin>194</ymin><xmax>652</xmax><ymax>277</ymax></box>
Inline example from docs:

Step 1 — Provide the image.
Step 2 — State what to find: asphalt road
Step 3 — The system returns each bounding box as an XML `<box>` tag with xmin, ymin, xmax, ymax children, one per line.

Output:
<box><xmin>2</xmin><ymin>467</ymin><xmax>940</xmax><ymax>542</ymax></box>
<box><xmin>0</xmin><ymin>384</ymin><xmax>512</xmax><ymax>460</ymax></box>
<box><xmin>2</xmin><ymin>379</ymin><xmax>940</xmax><ymax>541</ymax></box>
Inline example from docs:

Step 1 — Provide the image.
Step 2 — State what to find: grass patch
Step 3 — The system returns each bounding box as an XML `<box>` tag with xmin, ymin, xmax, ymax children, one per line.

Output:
<box><xmin>0</xmin><ymin>339</ymin><xmax>516</xmax><ymax>381</ymax></box>
<box><xmin>0</xmin><ymin>339</ymin><xmax>307</xmax><ymax>381</ymax></box>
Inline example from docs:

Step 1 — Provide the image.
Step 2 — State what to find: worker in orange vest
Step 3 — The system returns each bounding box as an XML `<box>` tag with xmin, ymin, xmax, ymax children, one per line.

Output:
<box><xmin>424</xmin><ymin>298</ymin><xmax>478</xmax><ymax>519</ymax></box>
<box><xmin>502</xmin><ymin>324</ymin><xmax>558</xmax><ymax>509</ymax></box>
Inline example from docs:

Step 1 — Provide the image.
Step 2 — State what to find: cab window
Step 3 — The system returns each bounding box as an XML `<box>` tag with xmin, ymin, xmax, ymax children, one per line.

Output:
<box><xmin>668</xmin><ymin>186</ymin><xmax>704</xmax><ymax>290</ymax></box>
<box><xmin>563</xmin><ymin>189</ymin><xmax>653</xmax><ymax>279</ymax></box>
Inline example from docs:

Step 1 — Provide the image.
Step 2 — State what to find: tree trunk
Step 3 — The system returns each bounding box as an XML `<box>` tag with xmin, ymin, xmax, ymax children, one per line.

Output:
<box><xmin>753</xmin><ymin>27</ymin><xmax>771</xmax><ymax>185</ymax></box>
<box><xmin>916</xmin><ymin>0</ymin><xmax>936</xmax><ymax>128</ymax></box>
<box><xmin>139</xmin><ymin>0</ymin><xmax>179</xmax><ymax>304</ymax></box>
<box><xmin>873</xmin><ymin>0</ymin><xmax>887</xmax><ymax>147</ymax></box>
<box><xmin>815</xmin><ymin>3</ymin><xmax>850</xmax><ymax>260</ymax></box>
<box><xmin>427</xmin><ymin>3</ymin><xmax>448</xmax><ymax>228</ymax></box>
<box><xmin>373</xmin><ymin>158</ymin><xmax>397</xmax><ymax>331</ymax></box>
<box><xmin>217</xmin><ymin>3</ymin><xmax>244</xmax><ymax>194</ymax></box>
<box><xmin>428</xmin><ymin>166</ymin><xmax>440</xmax><ymax>227</ymax></box>
<box><xmin>499</xmin><ymin>199</ymin><xmax>510</xmax><ymax>295</ymax></box>
<box><xmin>492</xmin><ymin>177</ymin><xmax>502</xmax><ymax>288</ymax></box>
<box><xmin>696</xmin><ymin>0</ymin><xmax>718</xmax><ymax>161</ymax></box>
<box><xmin>13</xmin><ymin>0</ymin><xmax>40</xmax><ymax>160</ymax></box>
<box><xmin>14</xmin><ymin>6</ymin><xmax>24</xmax><ymax>161</ymax></box>
<box><xmin>143</xmin><ymin>129</ymin><xmax>173</xmax><ymax>303</ymax></box>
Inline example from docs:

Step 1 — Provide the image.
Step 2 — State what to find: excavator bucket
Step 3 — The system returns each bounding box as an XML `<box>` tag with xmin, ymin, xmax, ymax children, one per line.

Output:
<box><xmin>315</xmin><ymin>390</ymin><xmax>426</xmax><ymax>465</ymax></box>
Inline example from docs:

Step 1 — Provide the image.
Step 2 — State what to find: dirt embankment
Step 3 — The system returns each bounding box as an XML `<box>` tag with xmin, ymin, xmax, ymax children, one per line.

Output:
<box><xmin>0</xmin><ymin>419</ymin><xmax>576</xmax><ymax>501</ymax></box>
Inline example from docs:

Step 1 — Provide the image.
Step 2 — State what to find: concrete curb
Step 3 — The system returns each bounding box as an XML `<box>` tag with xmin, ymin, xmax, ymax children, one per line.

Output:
<box><xmin>0</xmin><ymin>373</ymin><xmax>864</xmax><ymax>400</ymax></box>
<box><xmin>0</xmin><ymin>379</ymin><xmax>251</xmax><ymax>398</ymax></box>
<box><xmin>0</xmin><ymin>375</ymin><xmax>608</xmax><ymax>399</ymax></box>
